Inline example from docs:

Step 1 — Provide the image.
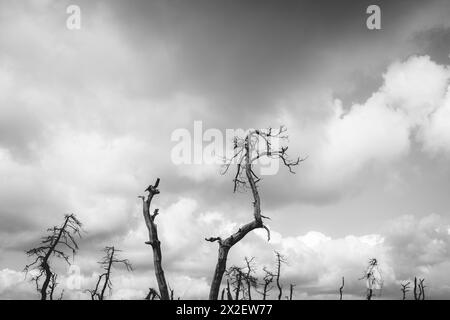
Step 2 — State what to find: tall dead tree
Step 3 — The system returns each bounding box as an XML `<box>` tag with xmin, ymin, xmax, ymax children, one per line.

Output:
<box><xmin>339</xmin><ymin>277</ymin><xmax>345</xmax><ymax>300</ymax></box>
<box><xmin>88</xmin><ymin>246</ymin><xmax>132</xmax><ymax>300</ymax></box>
<box><xmin>275</xmin><ymin>251</ymin><xmax>287</xmax><ymax>300</ymax></box>
<box><xmin>206</xmin><ymin>126</ymin><xmax>302</xmax><ymax>300</ymax></box>
<box><xmin>401</xmin><ymin>281</ymin><xmax>410</xmax><ymax>300</ymax></box>
<box><xmin>139</xmin><ymin>178</ymin><xmax>170</xmax><ymax>300</ymax></box>
<box><xmin>24</xmin><ymin>214</ymin><xmax>82</xmax><ymax>300</ymax></box>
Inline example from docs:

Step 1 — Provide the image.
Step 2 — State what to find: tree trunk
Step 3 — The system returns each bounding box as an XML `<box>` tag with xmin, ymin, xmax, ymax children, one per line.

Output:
<box><xmin>226</xmin><ymin>279</ymin><xmax>233</xmax><ymax>300</ymax></box>
<box><xmin>262</xmin><ymin>282</ymin><xmax>269</xmax><ymax>300</ymax></box>
<box><xmin>367</xmin><ymin>289</ymin><xmax>373</xmax><ymax>300</ymax></box>
<box><xmin>276</xmin><ymin>256</ymin><xmax>282</xmax><ymax>300</ymax></box>
<box><xmin>142</xmin><ymin>178</ymin><xmax>170</xmax><ymax>300</ymax></box>
<box><xmin>414</xmin><ymin>277</ymin><xmax>418</xmax><ymax>300</ymax></box>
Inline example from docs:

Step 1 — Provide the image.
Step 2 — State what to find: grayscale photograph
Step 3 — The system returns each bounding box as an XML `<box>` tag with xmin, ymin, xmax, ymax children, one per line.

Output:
<box><xmin>0</xmin><ymin>0</ymin><xmax>450</xmax><ymax>308</ymax></box>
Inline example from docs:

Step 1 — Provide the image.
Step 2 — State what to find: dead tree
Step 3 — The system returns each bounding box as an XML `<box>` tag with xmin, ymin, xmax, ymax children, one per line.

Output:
<box><xmin>88</xmin><ymin>246</ymin><xmax>132</xmax><ymax>300</ymax></box>
<box><xmin>206</xmin><ymin>126</ymin><xmax>302</xmax><ymax>300</ymax></box>
<box><xmin>243</xmin><ymin>257</ymin><xmax>258</xmax><ymax>300</ymax></box>
<box><xmin>289</xmin><ymin>284</ymin><xmax>296</xmax><ymax>300</ymax></box>
<box><xmin>401</xmin><ymin>281</ymin><xmax>410</xmax><ymax>300</ymax></box>
<box><xmin>275</xmin><ymin>251</ymin><xmax>287</xmax><ymax>300</ymax></box>
<box><xmin>414</xmin><ymin>277</ymin><xmax>418</xmax><ymax>300</ymax></box>
<box><xmin>339</xmin><ymin>277</ymin><xmax>344</xmax><ymax>300</ymax></box>
<box><xmin>49</xmin><ymin>274</ymin><xmax>58</xmax><ymax>300</ymax></box>
<box><xmin>418</xmin><ymin>278</ymin><xmax>426</xmax><ymax>300</ymax></box>
<box><xmin>257</xmin><ymin>267</ymin><xmax>275</xmax><ymax>300</ymax></box>
<box><xmin>168</xmin><ymin>284</ymin><xmax>175</xmax><ymax>300</ymax></box>
<box><xmin>226</xmin><ymin>279</ymin><xmax>233</xmax><ymax>300</ymax></box>
<box><xmin>145</xmin><ymin>288</ymin><xmax>160</xmax><ymax>300</ymax></box>
<box><xmin>24</xmin><ymin>214</ymin><xmax>82</xmax><ymax>300</ymax></box>
<box><xmin>139</xmin><ymin>178</ymin><xmax>170</xmax><ymax>300</ymax></box>
<box><xmin>226</xmin><ymin>266</ymin><xmax>246</xmax><ymax>300</ymax></box>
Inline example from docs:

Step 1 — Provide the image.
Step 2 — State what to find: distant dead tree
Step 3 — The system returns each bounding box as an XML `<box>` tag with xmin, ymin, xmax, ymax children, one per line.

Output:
<box><xmin>257</xmin><ymin>267</ymin><xmax>275</xmax><ymax>300</ymax></box>
<box><xmin>226</xmin><ymin>265</ymin><xmax>246</xmax><ymax>300</ymax></box>
<box><xmin>206</xmin><ymin>126</ymin><xmax>302</xmax><ymax>300</ymax></box>
<box><xmin>401</xmin><ymin>281</ymin><xmax>410</xmax><ymax>300</ymax></box>
<box><xmin>418</xmin><ymin>278</ymin><xmax>426</xmax><ymax>300</ymax></box>
<box><xmin>139</xmin><ymin>178</ymin><xmax>170</xmax><ymax>300</ymax></box>
<box><xmin>339</xmin><ymin>277</ymin><xmax>345</xmax><ymax>300</ymax></box>
<box><xmin>24</xmin><ymin>214</ymin><xmax>82</xmax><ymax>300</ymax></box>
<box><xmin>225</xmin><ymin>279</ymin><xmax>233</xmax><ymax>300</ymax></box>
<box><xmin>145</xmin><ymin>288</ymin><xmax>160</xmax><ymax>300</ymax></box>
<box><xmin>414</xmin><ymin>277</ymin><xmax>418</xmax><ymax>300</ymax></box>
<box><xmin>243</xmin><ymin>257</ymin><xmax>258</xmax><ymax>300</ymax></box>
<box><xmin>359</xmin><ymin>258</ymin><xmax>383</xmax><ymax>300</ymax></box>
<box><xmin>275</xmin><ymin>251</ymin><xmax>287</xmax><ymax>300</ymax></box>
<box><xmin>289</xmin><ymin>284</ymin><xmax>296</xmax><ymax>300</ymax></box>
<box><xmin>168</xmin><ymin>284</ymin><xmax>177</xmax><ymax>300</ymax></box>
<box><xmin>87</xmin><ymin>246</ymin><xmax>132</xmax><ymax>300</ymax></box>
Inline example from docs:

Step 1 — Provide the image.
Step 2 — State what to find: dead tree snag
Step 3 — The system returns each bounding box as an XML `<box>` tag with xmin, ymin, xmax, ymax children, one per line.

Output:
<box><xmin>139</xmin><ymin>178</ymin><xmax>170</xmax><ymax>300</ymax></box>
<box><xmin>24</xmin><ymin>214</ymin><xmax>82</xmax><ymax>300</ymax></box>
<box><xmin>206</xmin><ymin>126</ymin><xmax>302</xmax><ymax>300</ymax></box>
<box><xmin>275</xmin><ymin>251</ymin><xmax>286</xmax><ymax>300</ymax></box>
<box><xmin>88</xmin><ymin>246</ymin><xmax>132</xmax><ymax>300</ymax></box>
<box><xmin>401</xmin><ymin>281</ymin><xmax>410</xmax><ymax>300</ymax></box>
<box><xmin>339</xmin><ymin>277</ymin><xmax>344</xmax><ymax>300</ymax></box>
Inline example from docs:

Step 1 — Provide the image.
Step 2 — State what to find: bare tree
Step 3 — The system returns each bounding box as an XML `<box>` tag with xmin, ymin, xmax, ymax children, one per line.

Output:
<box><xmin>275</xmin><ymin>251</ymin><xmax>287</xmax><ymax>300</ymax></box>
<box><xmin>414</xmin><ymin>277</ymin><xmax>418</xmax><ymax>300</ymax></box>
<box><xmin>88</xmin><ymin>246</ymin><xmax>132</xmax><ymax>300</ymax></box>
<box><xmin>226</xmin><ymin>265</ymin><xmax>246</xmax><ymax>300</ymax></box>
<box><xmin>168</xmin><ymin>284</ymin><xmax>176</xmax><ymax>300</ymax></box>
<box><xmin>206</xmin><ymin>127</ymin><xmax>302</xmax><ymax>300</ymax></box>
<box><xmin>289</xmin><ymin>284</ymin><xmax>296</xmax><ymax>300</ymax></box>
<box><xmin>401</xmin><ymin>281</ymin><xmax>410</xmax><ymax>300</ymax></box>
<box><xmin>145</xmin><ymin>288</ymin><xmax>160</xmax><ymax>300</ymax></box>
<box><xmin>49</xmin><ymin>274</ymin><xmax>58</xmax><ymax>300</ymax></box>
<box><xmin>226</xmin><ymin>279</ymin><xmax>233</xmax><ymax>300</ymax></box>
<box><xmin>139</xmin><ymin>178</ymin><xmax>170</xmax><ymax>300</ymax></box>
<box><xmin>243</xmin><ymin>257</ymin><xmax>258</xmax><ymax>300</ymax></box>
<box><xmin>24</xmin><ymin>214</ymin><xmax>82</xmax><ymax>300</ymax></box>
<box><xmin>339</xmin><ymin>277</ymin><xmax>344</xmax><ymax>300</ymax></box>
<box><xmin>257</xmin><ymin>267</ymin><xmax>275</xmax><ymax>300</ymax></box>
<box><xmin>418</xmin><ymin>278</ymin><xmax>426</xmax><ymax>300</ymax></box>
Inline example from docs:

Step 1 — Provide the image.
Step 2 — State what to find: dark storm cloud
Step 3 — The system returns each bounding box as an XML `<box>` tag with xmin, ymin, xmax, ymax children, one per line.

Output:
<box><xmin>413</xmin><ymin>26</ymin><xmax>450</xmax><ymax>64</ymax></box>
<box><xmin>73</xmin><ymin>0</ymin><xmax>438</xmax><ymax>127</ymax></box>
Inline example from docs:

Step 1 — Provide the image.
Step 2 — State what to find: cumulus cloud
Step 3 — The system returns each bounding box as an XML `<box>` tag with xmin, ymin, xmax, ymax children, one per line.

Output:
<box><xmin>275</xmin><ymin>55</ymin><xmax>450</xmax><ymax>202</ymax></box>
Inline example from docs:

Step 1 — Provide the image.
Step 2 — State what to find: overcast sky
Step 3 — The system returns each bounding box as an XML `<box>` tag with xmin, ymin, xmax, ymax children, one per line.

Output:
<box><xmin>1</xmin><ymin>0</ymin><xmax>450</xmax><ymax>300</ymax></box>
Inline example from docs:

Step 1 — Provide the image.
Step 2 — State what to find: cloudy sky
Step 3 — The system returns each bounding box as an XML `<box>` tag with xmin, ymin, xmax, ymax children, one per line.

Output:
<box><xmin>1</xmin><ymin>0</ymin><xmax>450</xmax><ymax>300</ymax></box>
